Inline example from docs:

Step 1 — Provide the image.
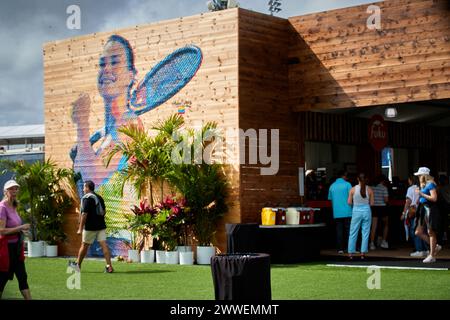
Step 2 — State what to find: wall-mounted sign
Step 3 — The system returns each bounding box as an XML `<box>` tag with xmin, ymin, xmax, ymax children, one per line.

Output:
<box><xmin>368</xmin><ymin>114</ymin><xmax>388</xmax><ymax>151</ymax></box>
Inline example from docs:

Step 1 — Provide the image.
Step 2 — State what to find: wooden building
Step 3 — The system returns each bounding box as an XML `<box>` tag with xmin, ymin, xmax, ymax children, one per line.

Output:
<box><xmin>44</xmin><ymin>0</ymin><xmax>450</xmax><ymax>255</ymax></box>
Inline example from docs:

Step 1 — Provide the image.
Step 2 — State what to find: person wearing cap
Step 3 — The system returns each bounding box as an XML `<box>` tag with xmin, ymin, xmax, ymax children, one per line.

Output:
<box><xmin>0</xmin><ymin>180</ymin><xmax>32</xmax><ymax>300</ymax></box>
<box><xmin>414</xmin><ymin>167</ymin><xmax>442</xmax><ymax>263</ymax></box>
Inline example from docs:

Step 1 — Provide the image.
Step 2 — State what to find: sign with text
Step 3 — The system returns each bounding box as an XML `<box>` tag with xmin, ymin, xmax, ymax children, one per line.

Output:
<box><xmin>368</xmin><ymin>114</ymin><xmax>388</xmax><ymax>151</ymax></box>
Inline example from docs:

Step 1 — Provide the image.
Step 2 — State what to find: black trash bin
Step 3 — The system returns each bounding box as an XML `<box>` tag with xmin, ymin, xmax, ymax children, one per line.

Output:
<box><xmin>225</xmin><ymin>223</ymin><xmax>260</xmax><ymax>254</ymax></box>
<box><xmin>211</xmin><ymin>253</ymin><xmax>271</xmax><ymax>300</ymax></box>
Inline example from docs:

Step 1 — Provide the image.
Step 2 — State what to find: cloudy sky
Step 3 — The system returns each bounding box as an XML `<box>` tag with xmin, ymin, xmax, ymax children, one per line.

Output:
<box><xmin>0</xmin><ymin>0</ymin><xmax>375</xmax><ymax>126</ymax></box>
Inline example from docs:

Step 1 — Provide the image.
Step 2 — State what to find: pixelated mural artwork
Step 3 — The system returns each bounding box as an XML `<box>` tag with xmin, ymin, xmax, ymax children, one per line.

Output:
<box><xmin>70</xmin><ymin>35</ymin><xmax>202</xmax><ymax>256</ymax></box>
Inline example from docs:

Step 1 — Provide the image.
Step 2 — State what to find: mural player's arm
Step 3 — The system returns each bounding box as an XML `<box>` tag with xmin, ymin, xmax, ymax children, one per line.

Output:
<box><xmin>71</xmin><ymin>93</ymin><xmax>121</xmax><ymax>186</ymax></box>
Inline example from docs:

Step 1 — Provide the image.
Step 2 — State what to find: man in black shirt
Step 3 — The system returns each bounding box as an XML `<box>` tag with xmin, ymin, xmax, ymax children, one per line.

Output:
<box><xmin>69</xmin><ymin>180</ymin><xmax>113</xmax><ymax>273</ymax></box>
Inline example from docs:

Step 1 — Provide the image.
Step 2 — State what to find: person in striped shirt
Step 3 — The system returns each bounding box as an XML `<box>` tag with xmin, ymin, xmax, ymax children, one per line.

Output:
<box><xmin>369</xmin><ymin>175</ymin><xmax>389</xmax><ymax>250</ymax></box>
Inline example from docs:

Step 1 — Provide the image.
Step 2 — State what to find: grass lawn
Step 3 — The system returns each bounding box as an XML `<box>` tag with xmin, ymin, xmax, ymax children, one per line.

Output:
<box><xmin>2</xmin><ymin>258</ymin><xmax>450</xmax><ymax>300</ymax></box>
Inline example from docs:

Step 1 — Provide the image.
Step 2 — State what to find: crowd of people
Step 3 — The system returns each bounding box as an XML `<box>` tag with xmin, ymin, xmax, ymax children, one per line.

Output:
<box><xmin>328</xmin><ymin>167</ymin><xmax>449</xmax><ymax>263</ymax></box>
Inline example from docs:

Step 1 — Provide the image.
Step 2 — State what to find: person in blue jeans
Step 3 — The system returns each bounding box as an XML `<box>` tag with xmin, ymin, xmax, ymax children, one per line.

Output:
<box><xmin>328</xmin><ymin>171</ymin><xmax>352</xmax><ymax>254</ymax></box>
<box><xmin>347</xmin><ymin>173</ymin><xmax>374</xmax><ymax>260</ymax></box>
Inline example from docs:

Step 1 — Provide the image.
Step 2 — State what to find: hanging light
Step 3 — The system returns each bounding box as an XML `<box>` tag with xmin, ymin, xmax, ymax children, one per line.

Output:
<box><xmin>385</xmin><ymin>107</ymin><xmax>397</xmax><ymax>118</ymax></box>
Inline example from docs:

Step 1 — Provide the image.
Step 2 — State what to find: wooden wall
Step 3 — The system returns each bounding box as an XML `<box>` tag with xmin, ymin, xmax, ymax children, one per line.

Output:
<box><xmin>238</xmin><ymin>10</ymin><xmax>302</xmax><ymax>223</ymax></box>
<box><xmin>289</xmin><ymin>0</ymin><xmax>450</xmax><ymax>110</ymax></box>
<box><xmin>44</xmin><ymin>9</ymin><xmax>240</xmax><ymax>255</ymax></box>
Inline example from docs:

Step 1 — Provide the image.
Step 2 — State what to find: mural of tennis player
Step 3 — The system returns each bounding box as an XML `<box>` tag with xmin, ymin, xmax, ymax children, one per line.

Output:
<box><xmin>71</xmin><ymin>35</ymin><xmax>140</xmax><ymax>189</ymax></box>
<box><xmin>70</xmin><ymin>34</ymin><xmax>202</xmax><ymax>255</ymax></box>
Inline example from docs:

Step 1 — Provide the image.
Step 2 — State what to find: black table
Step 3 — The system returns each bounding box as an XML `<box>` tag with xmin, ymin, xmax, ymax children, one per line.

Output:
<box><xmin>259</xmin><ymin>223</ymin><xmax>326</xmax><ymax>264</ymax></box>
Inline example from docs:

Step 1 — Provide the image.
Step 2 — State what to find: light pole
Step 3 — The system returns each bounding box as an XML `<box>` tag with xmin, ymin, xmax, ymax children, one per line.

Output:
<box><xmin>268</xmin><ymin>0</ymin><xmax>282</xmax><ymax>16</ymax></box>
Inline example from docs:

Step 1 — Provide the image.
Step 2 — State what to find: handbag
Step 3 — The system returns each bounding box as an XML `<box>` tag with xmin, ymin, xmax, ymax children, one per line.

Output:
<box><xmin>0</xmin><ymin>236</ymin><xmax>10</xmax><ymax>272</ymax></box>
<box><xmin>408</xmin><ymin>206</ymin><xmax>416</xmax><ymax>219</ymax></box>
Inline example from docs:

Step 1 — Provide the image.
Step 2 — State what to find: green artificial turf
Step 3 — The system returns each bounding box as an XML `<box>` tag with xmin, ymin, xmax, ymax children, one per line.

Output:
<box><xmin>2</xmin><ymin>258</ymin><xmax>450</xmax><ymax>300</ymax></box>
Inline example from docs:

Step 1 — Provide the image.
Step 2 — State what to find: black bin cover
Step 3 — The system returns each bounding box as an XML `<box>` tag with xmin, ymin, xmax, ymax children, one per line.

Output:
<box><xmin>211</xmin><ymin>253</ymin><xmax>271</xmax><ymax>300</ymax></box>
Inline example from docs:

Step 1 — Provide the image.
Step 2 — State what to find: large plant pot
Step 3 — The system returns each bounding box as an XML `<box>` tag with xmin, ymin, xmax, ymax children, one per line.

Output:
<box><xmin>165</xmin><ymin>251</ymin><xmax>179</xmax><ymax>265</ymax></box>
<box><xmin>45</xmin><ymin>244</ymin><xmax>58</xmax><ymax>257</ymax></box>
<box><xmin>155</xmin><ymin>250</ymin><xmax>166</xmax><ymax>264</ymax></box>
<box><xmin>140</xmin><ymin>250</ymin><xmax>155</xmax><ymax>264</ymax></box>
<box><xmin>127</xmin><ymin>249</ymin><xmax>140</xmax><ymax>263</ymax></box>
<box><xmin>177</xmin><ymin>245</ymin><xmax>192</xmax><ymax>252</ymax></box>
<box><xmin>196</xmin><ymin>246</ymin><xmax>215</xmax><ymax>265</ymax></box>
<box><xmin>179</xmin><ymin>251</ymin><xmax>194</xmax><ymax>265</ymax></box>
<box><xmin>27</xmin><ymin>240</ymin><xmax>44</xmax><ymax>257</ymax></box>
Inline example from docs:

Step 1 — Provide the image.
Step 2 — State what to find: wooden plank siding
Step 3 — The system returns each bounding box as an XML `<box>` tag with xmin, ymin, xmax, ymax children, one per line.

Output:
<box><xmin>44</xmin><ymin>9</ymin><xmax>241</xmax><ymax>255</ymax></box>
<box><xmin>238</xmin><ymin>10</ymin><xmax>302</xmax><ymax>223</ymax></box>
<box><xmin>288</xmin><ymin>0</ymin><xmax>450</xmax><ymax>111</ymax></box>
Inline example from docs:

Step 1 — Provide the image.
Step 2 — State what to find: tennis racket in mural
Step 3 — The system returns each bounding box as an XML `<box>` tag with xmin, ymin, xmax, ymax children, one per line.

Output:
<box><xmin>129</xmin><ymin>45</ymin><xmax>203</xmax><ymax>115</ymax></box>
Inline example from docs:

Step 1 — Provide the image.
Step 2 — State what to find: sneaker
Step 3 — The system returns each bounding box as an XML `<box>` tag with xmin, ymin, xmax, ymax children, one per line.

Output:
<box><xmin>104</xmin><ymin>265</ymin><xmax>114</xmax><ymax>273</ymax></box>
<box><xmin>369</xmin><ymin>242</ymin><xmax>376</xmax><ymax>250</ymax></box>
<box><xmin>377</xmin><ymin>237</ymin><xmax>382</xmax><ymax>247</ymax></box>
<box><xmin>68</xmin><ymin>260</ymin><xmax>80</xmax><ymax>272</ymax></box>
<box><xmin>380</xmin><ymin>240</ymin><xmax>389</xmax><ymax>249</ymax></box>
<box><xmin>410</xmin><ymin>251</ymin><xmax>425</xmax><ymax>257</ymax></box>
<box><xmin>423</xmin><ymin>255</ymin><xmax>436</xmax><ymax>263</ymax></box>
<box><xmin>435</xmin><ymin>244</ymin><xmax>442</xmax><ymax>255</ymax></box>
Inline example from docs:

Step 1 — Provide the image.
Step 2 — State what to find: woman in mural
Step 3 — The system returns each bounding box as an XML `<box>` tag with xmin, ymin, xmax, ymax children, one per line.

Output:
<box><xmin>71</xmin><ymin>36</ymin><xmax>142</xmax><ymax>256</ymax></box>
<box><xmin>70</xmin><ymin>34</ymin><xmax>203</xmax><ymax>255</ymax></box>
<box><xmin>71</xmin><ymin>35</ymin><xmax>141</xmax><ymax>188</ymax></box>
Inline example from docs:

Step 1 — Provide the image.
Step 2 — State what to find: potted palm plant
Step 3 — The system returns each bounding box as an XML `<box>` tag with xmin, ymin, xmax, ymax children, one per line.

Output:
<box><xmin>0</xmin><ymin>159</ymin><xmax>76</xmax><ymax>257</ymax></box>
<box><xmin>167</xmin><ymin>122</ymin><xmax>228</xmax><ymax>265</ymax></box>
<box><xmin>104</xmin><ymin>114</ymin><xmax>184</xmax><ymax>206</ymax></box>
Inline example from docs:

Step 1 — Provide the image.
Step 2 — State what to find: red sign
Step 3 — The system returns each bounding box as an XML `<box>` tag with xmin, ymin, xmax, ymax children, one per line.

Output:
<box><xmin>368</xmin><ymin>114</ymin><xmax>388</xmax><ymax>151</ymax></box>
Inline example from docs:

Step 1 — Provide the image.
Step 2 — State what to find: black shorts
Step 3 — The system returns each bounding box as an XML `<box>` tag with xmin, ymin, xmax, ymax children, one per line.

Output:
<box><xmin>371</xmin><ymin>206</ymin><xmax>389</xmax><ymax>218</ymax></box>
<box><xmin>417</xmin><ymin>203</ymin><xmax>440</xmax><ymax>233</ymax></box>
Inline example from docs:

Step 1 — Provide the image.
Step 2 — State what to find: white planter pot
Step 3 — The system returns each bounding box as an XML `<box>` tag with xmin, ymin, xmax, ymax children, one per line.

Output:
<box><xmin>140</xmin><ymin>250</ymin><xmax>155</xmax><ymax>264</ymax></box>
<box><xmin>165</xmin><ymin>251</ymin><xmax>179</xmax><ymax>265</ymax></box>
<box><xmin>179</xmin><ymin>251</ymin><xmax>194</xmax><ymax>265</ymax></box>
<box><xmin>176</xmin><ymin>245</ymin><xmax>192</xmax><ymax>252</ymax></box>
<box><xmin>156</xmin><ymin>250</ymin><xmax>166</xmax><ymax>264</ymax></box>
<box><xmin>196</xmin><ymin>246</ymin><xmax>215</xmax><ymax>265</ymax></box>
<box><xmin>127</xmin><ymin>249</ymin><xmax>140</xmax><ymax>263</ymax></box>
<box><xmin>45</xmin><ymin>244</ymin><xmax>58</xmax><ymax>257</ymax></box>
<box><xmin>27</xmin><ymin>240</ymin><xmax>44</xmax><ymax>257</ymax></box>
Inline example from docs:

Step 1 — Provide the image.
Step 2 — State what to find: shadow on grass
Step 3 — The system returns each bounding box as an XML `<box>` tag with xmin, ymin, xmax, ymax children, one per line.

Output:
<box><xmin>81</xmin><ymin>270</ymin><xmax>174</xmax><ymax>274</ymax></box>
<box><xmin>271</xmin><ymin>261</ymin><xmax>327</xmax><ymax>268</ymax></box>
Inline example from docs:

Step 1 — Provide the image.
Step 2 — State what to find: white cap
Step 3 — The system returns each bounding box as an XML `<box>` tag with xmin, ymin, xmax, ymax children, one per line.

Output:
<box><xmin>3</xmin><ymin>179</ymin><xmax>20</xmax><ymax>191</ymax></box>
<box><xmin>414</xmin><ymin>167</ymin><xmax>430</xmax><ymax>176</ymax></box>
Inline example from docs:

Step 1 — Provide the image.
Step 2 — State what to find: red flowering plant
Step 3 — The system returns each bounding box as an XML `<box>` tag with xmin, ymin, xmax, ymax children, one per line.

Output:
<box><xmin>152</xmin><ymin>195</ymin><xmax>188</xmax><ymax>251</ymax></box>
<box><xmin>124</xmin><ymin>198</ymin><xmax>157</xmax><ymax>252</ymax></box>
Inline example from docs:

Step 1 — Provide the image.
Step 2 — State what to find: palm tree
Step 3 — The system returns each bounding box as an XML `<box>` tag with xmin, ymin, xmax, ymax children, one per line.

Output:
<box><xmin>166</xmin><ymin>121</ymin><xmax>229</xmax><ymax>246</ymax></box>
<box><xmin>0</xmin><ymin>159</ymin><xmax>76</xmax><ymax>242</ymax></box>
<box><xmin>104</xmin><ymin>114</ymin><xmax>184</xmax><ymax>206</ymax></box>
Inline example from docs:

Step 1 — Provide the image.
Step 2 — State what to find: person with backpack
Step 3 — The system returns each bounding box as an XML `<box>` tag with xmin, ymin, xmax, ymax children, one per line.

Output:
<box><xmin>69</xmin><ymin>180</ymin><xmax>113</xmax><ymax>273</ymax></box>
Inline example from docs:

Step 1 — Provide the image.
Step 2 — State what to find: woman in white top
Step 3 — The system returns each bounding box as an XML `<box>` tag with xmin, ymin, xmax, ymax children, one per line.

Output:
<box><xmin>347</xmin><ymin>173</ymin><xmax>374</xmax><ymax>260</ymax></box>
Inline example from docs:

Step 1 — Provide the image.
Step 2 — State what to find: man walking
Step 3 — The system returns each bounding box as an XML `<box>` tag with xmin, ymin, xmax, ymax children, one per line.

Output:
<box><xmin>328</xmin><ymin>171</ymin><xmax>353</xmax><ymax>254</ymax></box>
<box><xmin>69</xmin><ymin>180</ymin><xmax>113</xmax><ymax>273</ymax></box>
